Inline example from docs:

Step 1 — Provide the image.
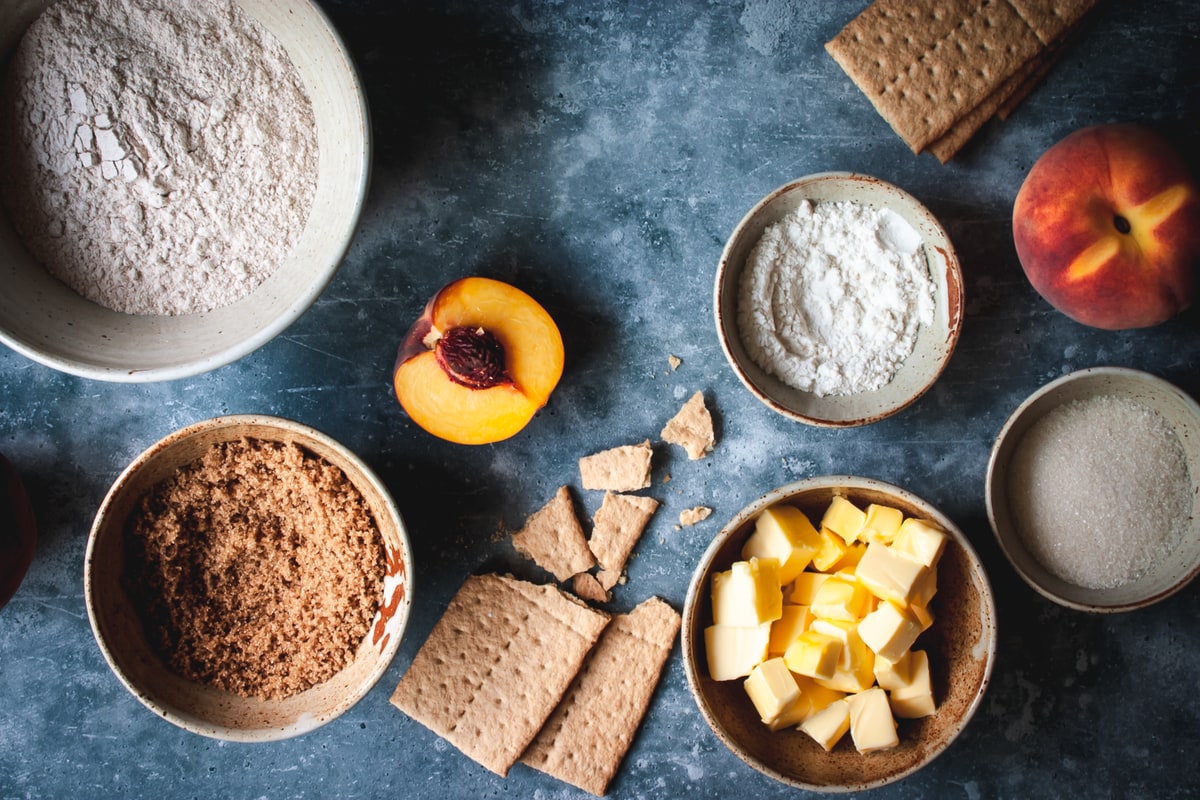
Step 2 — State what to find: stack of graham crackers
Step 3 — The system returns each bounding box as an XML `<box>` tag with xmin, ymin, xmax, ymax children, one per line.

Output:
<box><xmin>825</xmin><ymin>0</ymin><xmax>1096</xmax><ymax>162</ymax></box>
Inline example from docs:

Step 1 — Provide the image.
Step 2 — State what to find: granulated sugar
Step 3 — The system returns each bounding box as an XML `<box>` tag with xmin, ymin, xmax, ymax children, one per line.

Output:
<box><xmin>737</xmin><ymin>199</ymin><xmax>934</xmax><ymax>397</ymax></box>
<box><xmin>1009</xmin><ymin>394</ymin><xmax>1192</xmax><ymax>590</ymax></box>
<box><xmin>1</xmin><ymin>0</ymin><xmax>317</xmax><ymax>316</ymax></box>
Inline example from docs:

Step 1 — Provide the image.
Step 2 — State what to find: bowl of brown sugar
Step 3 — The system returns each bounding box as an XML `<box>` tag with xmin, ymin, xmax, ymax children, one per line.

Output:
<box><xmin>85</xmin><ymin>415</ymin><xmax>413</xmax><ymax>741</ymax></box>
<box><xmin>987</xmin><ymin>367</ymin><xmax>1200</xmax><ymax>612</ymax></box>
<box><xmin>0</xmin><ymin>0</ymin><xmax>370</xmax><ymax>381</ymax></box>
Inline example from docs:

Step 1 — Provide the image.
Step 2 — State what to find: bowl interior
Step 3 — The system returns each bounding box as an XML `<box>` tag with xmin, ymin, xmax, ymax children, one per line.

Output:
<box><xmin>682</xmin><ymin>476</ymin><xmax>996</xmax><ymax>792</ymax></box>
<box><xmin>987</xmin><ymin>367</ymin><xmax>1200</xmax><ymax>612</ymax></box>
<box><xmin>84</xmin><ymin>416</ymin><xmax>412</xmax><ymax>741</ymax></box>
<box><xmin>0</xmin><ymin>0</ymin><xmax>370</xmax><ymax>381</ymax></box>
<box><xmin>714</xmin><ymin>173</ymin><xmax>964</xmax><ymax>427</ymax></box>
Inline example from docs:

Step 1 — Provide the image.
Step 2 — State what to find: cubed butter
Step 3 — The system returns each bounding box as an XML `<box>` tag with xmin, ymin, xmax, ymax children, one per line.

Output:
<box><xmin>860</xmin><ymin>503</ymin><xmax>904</xmax><ymax>544</ymax></box>
<box><xmin>872</xmin><ymin>650</ymin><xmax>914</xmax><ymax>692</ymax></box>
<box><xmin>787</xmin><ymin>571</ymin><xmax>831</xmax><ymax>605</ymax></box>
<box><xmin>910</xmin><ymin>601</ymin><xmax>934</xmax><ymax>632</ymax></box>
<box><xmin>704</xmin><ymin>622</ymin><xmax>771</xmax><ymax>681</ymax></box>
<box><xmin>847</xmin><ymin>686</ymin><xmax>899</xmax><ymax>753</ymax></box>
<box><xmin>764</xmin><ymin>675</ymin><xmax>847</xmax><ymax>732</ymax></box>
<box><xmin>855</xmin><ymin>541</ymin><xmax>929</xmax><ymax>605</ymax></box>
<box><xmin>799</xmin><ymin>697</ymin><xmax>851</xmax><ymax>751</ymax></box>
<box><xmin>744</xmin><ymin>657</ymin><xmax>801</xmax><ymax>723</ymax></box>
<box><xmin>712</xmin><ymin>557</ymin><xmax>783</xmax><ymax>627</ymax></box>
<box><xmin>820</xmin><ymin>495</ymin><xmax>866</xmax><ymax>543</ymax></box>
<box><xmin>811</xmin><ymin>528</ymin><xmax>850</xmax><ymax>572</ymax></box>
<box><xmin>810</xmin><ymin>618</ymin><xmax>875</xmax><ymax>693</ymax></box>
<box><xmin>892</xmin><ymin>517</ymin><xmax>947</xmax><ymax>568</ymax></box>
<box><xmin>857</xmin><ymin>600</ymin><xmax>922</xmax><ymax>662</ymax></box>
<box><xmin>783</xmin><ymin>630</ymin><xmax>842</xmax><ymax>680</ymax></box>
<box><xmin>768</xmin><ymin>604</ymin><xmax>813</xmax><ymax>656</ymax></box>
<box><xmin>741</xmin><ymin>505</ymin><xmax>822</xmax><ymax>585</ymax></box>
<box><xmin>810</xmin><ymin>575</ymin><xmax>872</xmax><ymax>622</ymax></box>
<box><xmin>911</xmin><ymin>564</ymin><xmax>937</xmax><ymax>607</ymax></box>
<box><xmin>832</xmin><ymin>543</ymin><xmax>868</xmax><ymax>576</ymax></box>
<box><xmin>887</xmin><ymin>649</ymin><xmax>936</xmax><ymax>719</ymax></box>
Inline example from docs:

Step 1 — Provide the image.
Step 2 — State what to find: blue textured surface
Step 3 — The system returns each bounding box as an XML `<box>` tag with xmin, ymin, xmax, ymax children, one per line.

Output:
<box><xmin>3</xmin><ymin>1</ymin><xmax>1200</xmax><ymax>798</ymax></box>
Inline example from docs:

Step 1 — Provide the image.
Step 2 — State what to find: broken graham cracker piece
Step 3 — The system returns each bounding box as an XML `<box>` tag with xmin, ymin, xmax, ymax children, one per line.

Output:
<box><xmin>511</xmin><ymin>486</ymin><xmax>595</xmax><ymax>582</ymax></box>
<box><xmin>578</xmin><ymin>440</ymin><xmax>652</xmax><ymax>492</ymax></box>
<box><xmin>589</xmin><ymin>491</ymin><xmax>660</xmax><ymax>578</ymax></box>
<box><xmin>826</xmin><ymin>0</ymin><xmax>1095</xmax><ymax>154</ymax></box>
<box><xmin>389</xmin><ymin>573</ymin><xmax>609</xmax><ymax>777</ymax></box>
<box><xmin>521</xmin><ymin>597</ymin><xmax>681</xmax><ymax>796</ymax></box>
<box><xmin>679</xmin><ymin>506</ymin><xmax>713</xmax><ymax>527</ymax></box>
<box><xmin>571</xmin><ymin>571</ymin><xmax>610</xmax><ymax>604</ymax></box>
<box><xmin>660</xmin><ymin>390</ymin><xmax>715</xmax><ymax>460</ymax></box>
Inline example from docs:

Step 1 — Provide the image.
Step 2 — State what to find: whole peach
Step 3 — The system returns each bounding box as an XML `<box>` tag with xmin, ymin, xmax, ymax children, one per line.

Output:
<box><xmin>1012</xmin><ymin>123</ymin><xmax>1199</xmax><ymax>330</ymax></box>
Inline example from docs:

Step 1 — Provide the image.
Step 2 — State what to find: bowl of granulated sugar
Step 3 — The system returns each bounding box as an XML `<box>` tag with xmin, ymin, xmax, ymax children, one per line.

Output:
<box><xmin>0</xmin><ymin>0</ymin><xmax>370</xmax><ymax>381</ymax></box>
<box><xmin>987</xmin><ymin>367</ymin><xmax>1200</xmax><ymax>612</ymax></box>
<box><xmin>714</xmin><ymin>172</ymin><xmax>964</xmax><ymax>427</ymax></box>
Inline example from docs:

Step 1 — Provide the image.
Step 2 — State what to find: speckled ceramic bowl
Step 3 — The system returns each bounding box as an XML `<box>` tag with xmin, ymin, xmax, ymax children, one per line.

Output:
<box><xmin>986</xmin><ymin>367</ymin><xmax>1200</xmax><ymax>612</ymax></box>
<box><xmin>682</xmin><ymin>476</ymin><xmax>996</xmax><ymax>793</ymax></box>
<box><xmin>0</xmin><ymin>0</ymin><xmax>370</xmax><ymax>381</ymax></box>
<box><xmin>85</xmin><ymin>415</ymin><xmax>412</xmax><ymax>742</ymax></box>
<box><xmin>714</xmin><ymin>173</ymin><xmax>964</xmax><ymax>427</ymax></box>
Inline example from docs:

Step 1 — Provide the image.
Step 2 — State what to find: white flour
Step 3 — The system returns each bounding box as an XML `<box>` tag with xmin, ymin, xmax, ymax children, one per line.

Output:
<box><xmin>1</xmin><ymin>0</ymin><xmax>318</xmax><ymax>316</ymax></box>
<box><xmin>737</xmin><ymin>199</ymin><xmax>934</xmax><ymax>397</ymax></box>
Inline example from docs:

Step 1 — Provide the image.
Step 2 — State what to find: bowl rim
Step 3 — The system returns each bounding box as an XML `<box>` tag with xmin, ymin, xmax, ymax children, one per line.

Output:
<box><xmin>0</xmin><ymin>0</ymin><xmax>373</xmax><ymax>383</ymax></box>
<box><xmin>712</xmin><ymin>171</ymin><xmax>964</xmax><ymax>428</ymax></box>
<box><xmin>83</xmin><ymin>413</ymin><xmax>413</xmax><ymax>741</ymax></box>
<box><xmin>681</xmin><ymin>475</ymin><xmax>997</xmax><ymax>792</ymax></box>
<box><xmin>985</xmin><ymin>366</ymin><xmax>1200</xmax><ymax>613</ymax></box>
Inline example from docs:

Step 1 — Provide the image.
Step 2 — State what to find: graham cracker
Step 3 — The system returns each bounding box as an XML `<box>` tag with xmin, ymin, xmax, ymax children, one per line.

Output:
<box><xmin>571</xmin><ymin>571</ymin><xmax>610</xmax><ymax>604</ymax></box>
<box><xmin>579</xmin><ymin>440</ymin><xmax>653</xmax><ymax>492</ymax></box>
<box><xmin>679</xmin><ymin>505</ymin><xmax>713</xmax><ymax>527</ymax></box>
<box><xmin>826</xmin><ymin>0</ymin><xmax>1095</xmax><ymax>155</ymax></box>
<box><xmin>598</xmin><ymin>567</ymin><xmax>624</xmax><ymax>592</ymax></box>
<box><xmin>521</xmin><ymin>597</ymin><xmax>681</xmax><ymax>796</ymax></box>
<box><xmin>660</xmin><ymin>391</ymin><xmax>715</xmax><ymax>460</ymax></box>
<box><xmin>389</xmin><ymin>573</ymin><xmax>609</xmax><ymax>777</ymax></box>
<box><xmin>512</xmin><ymin>485</ymin><xmax>596</xmax><ymax>582</ymax></box>
<box><xmin>589</xmin><ymin>491</ymin><xmax>660</xmax><ymax>576</ymax></box>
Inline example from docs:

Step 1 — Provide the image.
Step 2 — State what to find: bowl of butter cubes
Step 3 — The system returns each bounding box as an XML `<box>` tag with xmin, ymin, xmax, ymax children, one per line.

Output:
<box><xmin>681</xmin><ymin>476</ymin><xmax>997</xmax><ymax>792</ymax></box>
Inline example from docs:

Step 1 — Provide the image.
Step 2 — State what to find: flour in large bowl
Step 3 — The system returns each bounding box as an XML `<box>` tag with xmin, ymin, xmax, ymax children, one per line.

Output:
<box><xmin>737</xmin><ymin>199</ymin><xmax>934</xmax><ymax>397</ymax></box>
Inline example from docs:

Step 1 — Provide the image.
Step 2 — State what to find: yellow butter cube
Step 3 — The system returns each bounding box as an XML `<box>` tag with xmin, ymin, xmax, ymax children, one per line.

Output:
<box><xmin>783</xmin><ymin>631</ymin><xmax>842</xmax><ymax>680</ymax></box>
<box><xmin>820</xmin><ymin>495</ymin><xmax>866</xmax><ymax>543</ymax></box>
<box><xmin>744</xmin><ymin>657</ymin><xmax>801</xmax><ymax>723</ymax></box>
<box><xmin>857</xmin><ymin>600</ymin><xmax>922</xmax><ymax>662</ymax></box>
<box><xmin>911</xmin><ymin>565</ymin><xmax>937</xmax><ymax>607</ymax></box>
<box><xmin>810</xmin><ymin>575</ymin><xmax>872</xmax><ymax>623</ymax></box>
<box><xmin>811</xmin><ymin>528</ymin><xmax>850</xmax><ymax>572</ymax></box>
<box><xmin>810</xmin><ymin>618</ymin><xmax>875</xmax><ymax>693</ymax></box>
<box><xmin>768</xmin><ymin>604</ymin><xmax>813</xmax><ymax>656</ymax></box>
<box><xmin>787</xmin><ymin>571</ymin><xmax>831</xmax><ymax>605</ymax></box>
<box><xmin>872</xmin><ymin>650</ymin><xmax>914</xmax><ymax>692</ymax></box>
<box><xmin>847</xmin><ymin>686</ymin><xmax>899</xmax><ymax>753</ymax></box>
<box><xmin>855</xmin><ymin>541</ymin><xmax>929</xmax><ymax>605</ymax></box>
<box><xmin>888</xmin><ymin>649</ymin><xmax>935</xmax><ymax>719</ymax></box>
<box><xmin>893</xmin><ymin>518</ymin><xmax>947</xmax><ymax>568</ymax></box>
<box><xmin>909</xmin><ymin>601</ymin><xmax>934</xmax><ymax>632</ymax></box>
<box><xmin>704</xmin><ymin>623</ymin><xmax>771</xmax><ymax>681</ymax></box>
<box><xmin>741</xmin><ymin>505</ymin><xmax>822</xmax><ymax>585</ymax></box>
<box><xmin>860</xmin><ymin>503</ymin><xmax>904</xmax><ymax>544</ymax></box>
<box><xmin>799</xmin><ymin>697</ymin><xmax>851</xmax><ymax>751</ymax></box>
<box><xmin>832</xmin><ymin>543</ymin><xmax>868</xmax><ymax>576</ymax></box>
<box><xmin>766</xmin><ymin>676</ymin><xmax>847</xmax><ymax>731</ymax></box>
<box><xmin>712</xmin><ymin>557</ymin><xmax>783</xmax><ymax>627</ymax></box>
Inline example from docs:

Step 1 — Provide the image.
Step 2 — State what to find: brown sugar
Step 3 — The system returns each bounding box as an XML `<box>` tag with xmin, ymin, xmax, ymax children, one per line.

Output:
<box><xmin>124</xmin><ymin>438</ymin><xmax>385</xmax><ymax>700</ymax></box>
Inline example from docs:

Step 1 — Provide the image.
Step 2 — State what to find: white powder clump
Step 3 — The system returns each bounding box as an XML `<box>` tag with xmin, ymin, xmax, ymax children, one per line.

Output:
<box><xmin>1009</xmin><ymin>395</ymin><xmax>1192</xmax><ymax>590</ymax></box>
<box><xmin>737</xmin><ymin>199</ymin><xmax>934</xmax><ymax>397</ymax></box>
<box><xmin>0</xmin><ymin>0</ymin><xmax>318</xmax><ymax>316</ymax></box>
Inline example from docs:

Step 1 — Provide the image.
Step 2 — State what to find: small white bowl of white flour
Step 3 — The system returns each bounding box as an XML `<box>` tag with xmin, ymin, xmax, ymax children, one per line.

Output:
<box><xmin>714</xmin><ymin>173</ymin><xmax>963</xmax><ymax>427</ymax></box>
<box><xmin>0</xmin><ymin>0</ymin><xmax>370</xmax><ymax>381</ymax></box>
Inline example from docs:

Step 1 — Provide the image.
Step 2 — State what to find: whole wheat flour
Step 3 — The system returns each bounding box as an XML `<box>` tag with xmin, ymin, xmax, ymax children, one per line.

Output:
<box><xmin>738</xmin><ymin>199</ymin><xmax>934</xmax><ymax>397</ymax></box>
<box><xmin>0</xmin><ymin>0</ymin><xmax>318</xmax><ymax>315</ymax></box>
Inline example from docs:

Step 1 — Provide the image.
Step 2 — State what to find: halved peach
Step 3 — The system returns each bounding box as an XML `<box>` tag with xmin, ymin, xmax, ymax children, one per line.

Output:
<box><xmin>393</xmin><ymin>276</ymin><xmax>564</xmax><ymax>445</ymax></box>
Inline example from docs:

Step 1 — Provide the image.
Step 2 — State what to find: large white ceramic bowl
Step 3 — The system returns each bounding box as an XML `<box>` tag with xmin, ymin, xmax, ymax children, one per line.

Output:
<box><xmin>986</xmin><ymin>367</ymin><xmax>1200</xmax><ymax>612</ymax></box>
<box><xmin>0</xmin><ymin>0</ymin><xmax>371</xmax><ymax>381</ymax></box>
<box><xmin>714</xmin><ymin>173</ymin><xmax>964</xmax><ymax>427</ymax></box>
<box><xmin>85</xmin><ymin>415</ymin><xmax>413</xmax><ymax>741</ymax></box>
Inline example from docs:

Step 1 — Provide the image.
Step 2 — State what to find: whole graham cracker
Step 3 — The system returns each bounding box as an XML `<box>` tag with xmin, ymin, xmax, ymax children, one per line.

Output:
<box><xmin>389</xmin><ymin>573</ymin><xmax>609</xmax><ymax>777</ymax></box>
<box><xmin>512</xmin><ymin>485</ymin><xmax>596</xmax><ymax>582</ymax></box>
<box><xmin>520</xmin><ymin>597</ymin><xmax>681</xmax><ymax>796</ymax></box>
<box><xmin>588</xmin><ymin>491</ymin><xmax>660</xmax><ymax>577</ymax></box>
